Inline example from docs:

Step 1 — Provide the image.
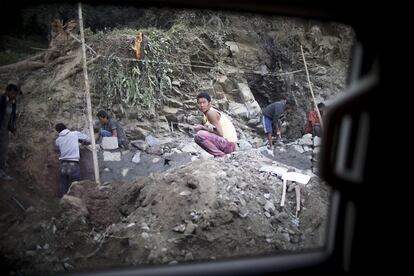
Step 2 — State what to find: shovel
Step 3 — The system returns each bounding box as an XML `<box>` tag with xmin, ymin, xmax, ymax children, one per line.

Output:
<box><xmin>280</xmin><ymin>172</ymin><xmax>310</xmax><ymax>210</ymax></box>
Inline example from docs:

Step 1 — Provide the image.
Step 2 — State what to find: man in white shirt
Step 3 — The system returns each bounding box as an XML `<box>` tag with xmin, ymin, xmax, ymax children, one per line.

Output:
<box><xmin>55</xmin><ymin>123</ymin><xmax>90</xmax><ymax>197</ymax></box>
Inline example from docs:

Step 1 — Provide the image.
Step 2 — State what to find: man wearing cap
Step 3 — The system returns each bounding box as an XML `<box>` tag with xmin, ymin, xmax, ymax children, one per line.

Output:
<box><xmin>0</xmin><ymin>83</ymin><xmax>19</xmax><ymax>180</ymax></box>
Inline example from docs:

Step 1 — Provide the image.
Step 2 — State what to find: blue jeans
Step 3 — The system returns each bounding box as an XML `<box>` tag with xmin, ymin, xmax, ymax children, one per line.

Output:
<box><xmin>100</xmin><ymin>129</ymin><xmax>112</xmax><ymax>137</ymax></box>
<box><xmin>60</xmin><ymin>161</ymin><xmax>80</xmax><ymax>197</ymax></box>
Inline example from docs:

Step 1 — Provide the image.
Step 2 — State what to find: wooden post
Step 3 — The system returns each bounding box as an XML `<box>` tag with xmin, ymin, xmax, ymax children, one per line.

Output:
<box><xmin>78</xmin><ymin>2</ymin><xmax>100</xmax><ymax>184</ymax></box>
<box><xmin>280</xmin><ymin>179</ymin><xmax>287</xmax><ymax>207</ymax></box>
<box><xmin>300</xmin><ymin>45</ymin><xmax>323</xmax><ymax>128</ymax></box>
<box><xmin>295</xmin><ymin>184</ymin><xmax>301</xmax><ymax>217</ymax></box>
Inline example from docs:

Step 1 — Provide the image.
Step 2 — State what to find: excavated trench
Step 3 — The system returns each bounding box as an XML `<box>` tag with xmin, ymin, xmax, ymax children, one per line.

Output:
<box><xmin>247</xmin><ymin>65</ymin><xmax>307</xmax><ymax>141</ymax></box>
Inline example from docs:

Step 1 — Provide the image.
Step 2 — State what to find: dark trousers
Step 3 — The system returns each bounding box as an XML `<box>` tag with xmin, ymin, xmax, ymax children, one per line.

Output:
<box><xmin>60</xmin><ymin>161</ymin><xmax>80</xmax><ymax>197</ymax></box>
<box><xmin>313</xmin><ymin>124</ymin><xmax>322</xmax><ymax>137</ymax></box>
<box><xmin>0</xmin><ymin>130</ymin><xmax>9</xmax><ymax>171</ymax></box>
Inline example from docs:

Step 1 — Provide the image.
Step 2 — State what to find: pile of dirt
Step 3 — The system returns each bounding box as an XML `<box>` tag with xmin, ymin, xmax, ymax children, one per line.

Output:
<box><xmin>0</xmin><ymin>6</ymin><xmax>351</xmax><ymax>274</ymax></box>
<box><xmin>1</xmin><ymin>143</ymin><xmax>330</xmax><ymax>274</ymax></box>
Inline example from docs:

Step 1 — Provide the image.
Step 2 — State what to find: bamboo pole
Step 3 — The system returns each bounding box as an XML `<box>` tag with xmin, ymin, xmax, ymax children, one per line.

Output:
<box><xmin>300</xmin><ymin>45</ymin><xmax>323</xmax><ymax>128</ymax></box>
<box><xmin>78</xmin><ymin>2</ymin><xmax>100</xmax><ymax>184</ymax></box>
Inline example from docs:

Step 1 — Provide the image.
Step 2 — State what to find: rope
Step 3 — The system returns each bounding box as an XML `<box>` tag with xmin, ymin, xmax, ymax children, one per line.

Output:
<box><xmin>71</xmin><ymin>32</ymin><xmax>309</xmax><ymax>77</ymax></box>
<box><xmin>93</xmin><ymin>54</ymin><xmax>306</xmax><ymax>77</ymax></box>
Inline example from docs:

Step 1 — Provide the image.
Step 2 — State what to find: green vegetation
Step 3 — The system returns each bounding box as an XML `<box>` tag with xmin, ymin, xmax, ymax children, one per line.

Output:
<box><xmin>89</xmin><ymin>19</ymin><xmax>227</xmax><ymax>118</ymax></box>
<box><xmin>90</xmin><ymin>29</ymin><xmax>175</xmax><ymax>117</ymax></box>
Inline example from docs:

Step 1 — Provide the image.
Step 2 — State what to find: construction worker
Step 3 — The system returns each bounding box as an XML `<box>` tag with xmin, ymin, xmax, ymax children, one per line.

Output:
<box><xmin>0</xmin><ymin>83</ymin><xmax>20</xmax><ymax>181</ymax></box>
<box><xmin>304</xmin><ymin>102</ymin><xmax>324</xmax><ymax>137</ymax></box>
<box><xmin>262</xmin><ymin>99</ymin><xmax>287</xmax><ymax>149</ymax></box>
<box><xmin>55</xmin><ymin>123</ymin><xmax>90</xmax><ymax>197</ymax></box>
<box><xmin>96</xmin><ymin>110</ymin><xmax>129</xmax><ymax>149</ymax></box>
<box><xmin>194</xmin><ymin>92</ymin><xmax>238</xmax><ymax>157</ymax></box>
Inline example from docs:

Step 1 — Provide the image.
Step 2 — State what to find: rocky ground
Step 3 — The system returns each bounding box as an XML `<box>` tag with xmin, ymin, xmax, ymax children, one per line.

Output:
<box><xmin>1</xmin><ymin>133</ymin><xmax>330</xmax><ymax>274</ymax></box>
<box><xmin>0</xmin><ymin>5</ymin><xmax>352</xmax><ymax>274</ymax></box>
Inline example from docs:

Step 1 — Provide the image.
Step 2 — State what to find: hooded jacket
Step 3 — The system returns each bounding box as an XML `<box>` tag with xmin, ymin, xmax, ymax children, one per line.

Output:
<box><xmin>55</xmin><ymin>129</ymin><xmax>90</xmax><ymax>161</ymax></box>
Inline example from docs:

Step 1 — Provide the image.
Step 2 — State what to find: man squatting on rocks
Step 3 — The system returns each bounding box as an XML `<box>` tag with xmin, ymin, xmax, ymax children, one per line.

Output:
<box><xmin>194</xmin><ymin>92</ymin><xmax>238</xmax><ymax>157</ymax></box>
<box><xmin>95</xmin><ymin>110</ymin><xmax>129</xmax><ymax>149</ymax></box>
<box><xmin>55</xmin><ymin>123</ymin><xmax>90</xmax><ymax>197</ymax></box>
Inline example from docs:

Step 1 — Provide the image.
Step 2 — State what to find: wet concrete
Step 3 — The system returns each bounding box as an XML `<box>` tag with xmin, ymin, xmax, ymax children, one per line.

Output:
<box><xmin>262</xmin><ymin>144</ymin><xmax>312</xmax><ymax>170</ymax></box>
<box><xmin>79</xmin><ymin>147</ymin><xmax>193</xmax><ymax>183</ymax></box>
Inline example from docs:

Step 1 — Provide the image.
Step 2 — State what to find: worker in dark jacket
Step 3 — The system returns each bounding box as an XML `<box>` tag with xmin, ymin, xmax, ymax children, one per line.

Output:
<box><xmin>0</xmin><ymin>83</ymin><xmax>19</xmax><ymax>180</ymax></box>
